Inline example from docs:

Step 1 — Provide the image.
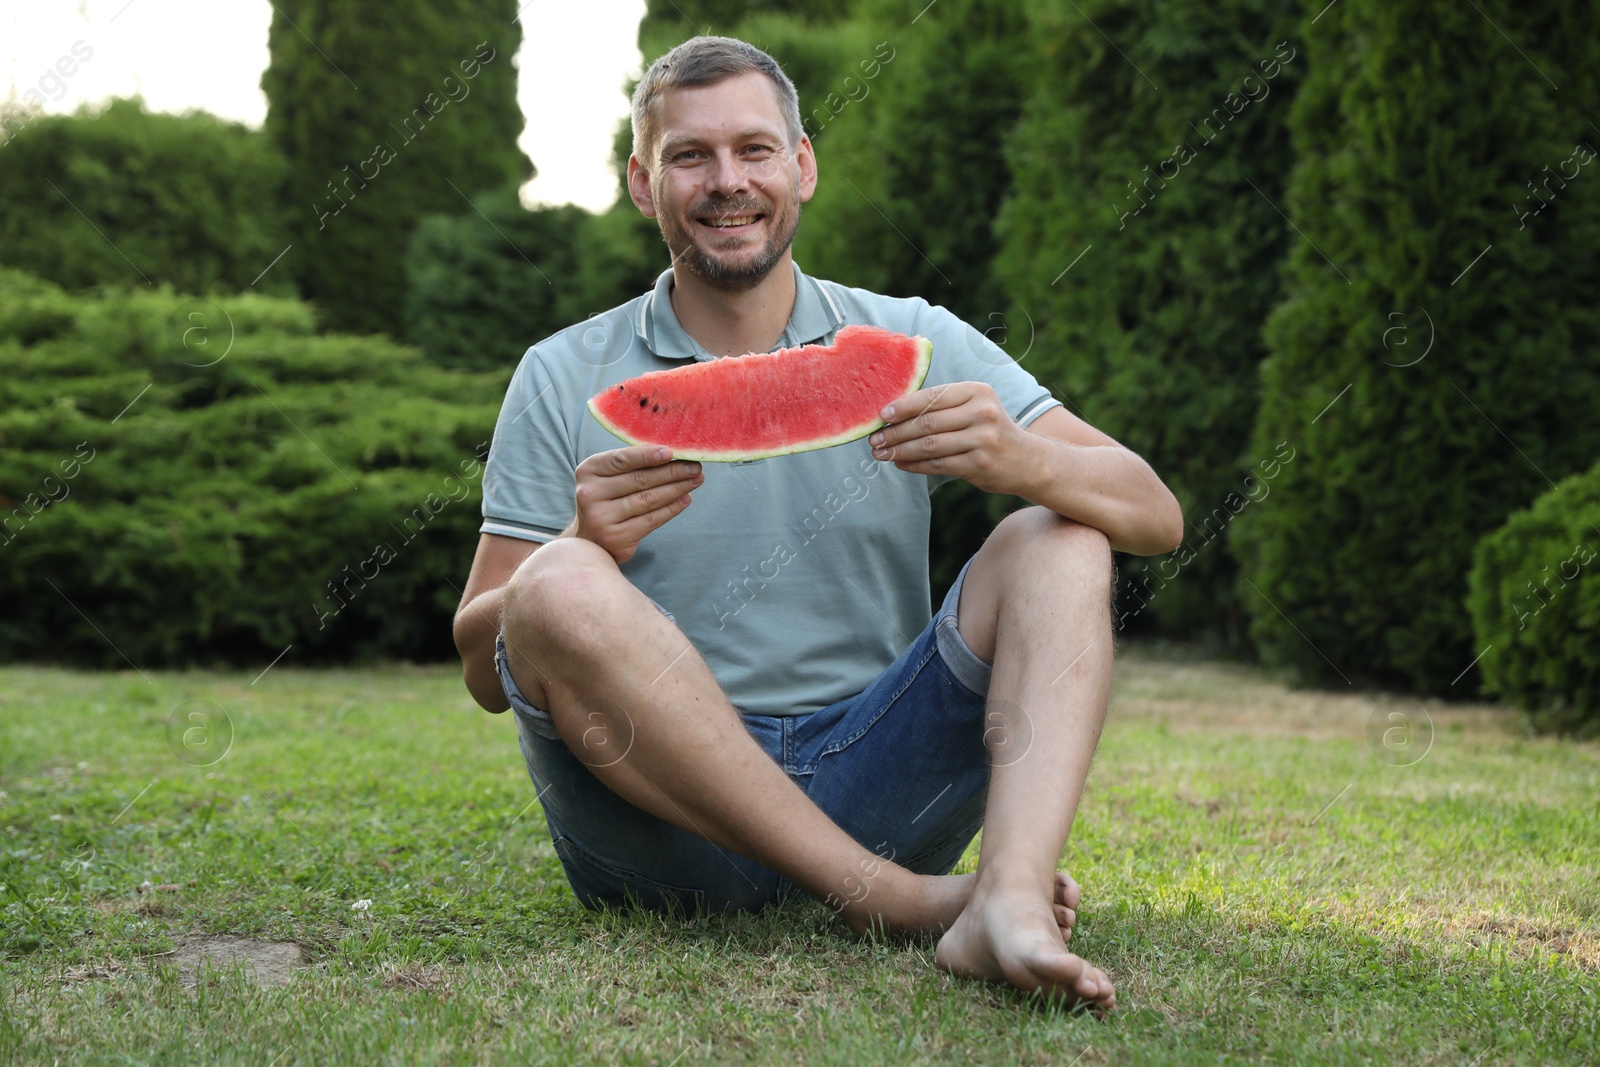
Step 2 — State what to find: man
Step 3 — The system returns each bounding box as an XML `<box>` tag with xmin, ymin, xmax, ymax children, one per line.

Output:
<box><xmin>453</xmin><ymin>36</ymin><xmax>1182</xmax><ymax>1009</ymax></box>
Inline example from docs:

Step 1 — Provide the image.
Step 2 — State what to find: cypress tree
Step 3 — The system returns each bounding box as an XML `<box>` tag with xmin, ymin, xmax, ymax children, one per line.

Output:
<box><xmin>995</xmin><ymin>0</ymin><xmax>1305</xmax><ymax>645</ymax></box>
<box><xmin>798</xmin><ymin>0</ymin><xmax>1031</xmax><ymax>320</ymax></box>
<box><xmin>261</xmin><ymin>0</ymin><xmax>529</xmax><ymax>336</ymax></box>
<box><xmin>638</xmin><ymin>0</ymin><xmax>853</xmax><ymax>59</ymax></box>
<box><xmin>1232</xmin><ymin>0</ymin><xmax>1600</xmax><ymax>692</ymax></box>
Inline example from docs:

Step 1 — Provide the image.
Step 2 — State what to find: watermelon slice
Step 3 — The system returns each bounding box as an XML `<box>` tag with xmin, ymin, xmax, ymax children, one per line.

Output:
<box><xmin>587</xmin><ymin>324</ymin><xmax>933</xmax><ymax>462</ymax></box>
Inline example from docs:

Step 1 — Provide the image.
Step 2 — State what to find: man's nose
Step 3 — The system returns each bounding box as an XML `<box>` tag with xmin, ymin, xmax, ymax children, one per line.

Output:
<box><xmin>706</xmin><ymin>149</ymin><xmax>749</xmax><ymax>196</ymax></box>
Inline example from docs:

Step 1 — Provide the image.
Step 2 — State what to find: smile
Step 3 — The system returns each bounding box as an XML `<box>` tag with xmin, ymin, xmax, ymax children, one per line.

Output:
<box><xmin>698</xmin><ymin>214</ymin><xmax>765</xmax><ymax>229</ymax></box>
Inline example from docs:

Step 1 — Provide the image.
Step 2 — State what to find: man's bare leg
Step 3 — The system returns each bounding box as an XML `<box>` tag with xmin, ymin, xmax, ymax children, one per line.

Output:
<box><xmin>500</xmin><ymin>537</ymin><xmax>1080</xmax><ymax>935</ymax></box>
<box><xmin>934</xmin><ymin>508</ymin><xmax>1118</xmax><ymax>1009</ymax></box>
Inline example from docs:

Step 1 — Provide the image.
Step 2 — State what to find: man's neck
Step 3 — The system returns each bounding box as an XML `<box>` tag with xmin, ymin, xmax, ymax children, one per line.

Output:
<box><xmin>668</xmin><ymin>254</ymin><xmax>797</xmax><ymax>358</ymax></box>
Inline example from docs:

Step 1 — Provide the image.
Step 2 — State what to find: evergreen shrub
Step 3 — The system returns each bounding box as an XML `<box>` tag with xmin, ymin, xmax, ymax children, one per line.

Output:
<box><xmin>1468</xmin><ymin>463</ymin><xmax>1600</xmax><ymax>736</ymax></box>
<box><xmin>0</xmin><ymin>269</ymin><xmax>503</xmax><ymax>668</ymax></box>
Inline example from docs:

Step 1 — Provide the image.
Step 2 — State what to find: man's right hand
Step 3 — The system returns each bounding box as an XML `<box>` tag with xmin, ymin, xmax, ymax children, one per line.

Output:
<box><xmin>571</xmin><ymin>446</ymin><xmax>703</xmax><ymax>564</ymax></box>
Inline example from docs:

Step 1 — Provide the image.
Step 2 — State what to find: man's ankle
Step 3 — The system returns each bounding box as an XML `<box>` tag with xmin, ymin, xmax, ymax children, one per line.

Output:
<box><xmin>974</xmin><ymin>858</ymin><xmax>1055</xmax><ymax>899</ymax></box>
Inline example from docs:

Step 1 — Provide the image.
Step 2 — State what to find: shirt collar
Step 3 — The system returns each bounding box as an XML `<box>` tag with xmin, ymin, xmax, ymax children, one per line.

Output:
<box><xmin>636</xmin><ymin>260</ymin><xmax>846</xmax><ymax>361</ymax></box>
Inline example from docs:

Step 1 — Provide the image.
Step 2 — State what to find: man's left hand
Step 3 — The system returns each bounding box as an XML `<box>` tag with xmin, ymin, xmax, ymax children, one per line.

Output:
<box><xmin>868</xmin><ymin>381</ymin><xmax>1032</xmax><ymax>495</ymax></box>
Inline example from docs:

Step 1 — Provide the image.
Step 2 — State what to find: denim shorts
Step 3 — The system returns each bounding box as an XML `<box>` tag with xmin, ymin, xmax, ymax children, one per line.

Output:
<box><xmin>495</xmin><ymin>556</ymin><xmax>994</xmax><ymax>915</ymax></box>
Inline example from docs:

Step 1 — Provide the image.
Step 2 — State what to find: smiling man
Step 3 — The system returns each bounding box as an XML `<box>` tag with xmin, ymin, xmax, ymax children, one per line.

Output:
<box><xmin>452</xmin><ymin>36</ymin><xmax>1182</xmax><ymax>1009</ymax></box>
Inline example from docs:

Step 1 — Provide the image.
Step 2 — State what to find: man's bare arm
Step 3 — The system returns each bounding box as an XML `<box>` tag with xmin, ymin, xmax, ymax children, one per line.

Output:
<box><xmin>1006</xmin><ymin>406</ymin><xmax>1184</xmax><ymax>556</ymax></box>
<box><xmin>868</xmin><ymin>386</ymin><xmax>1183</xmax><ymax>556</ymax></box>
<box><xmin>455</xmin><ymin>533</ymin><xmax>543</xmax><ymax>713</ymax></box>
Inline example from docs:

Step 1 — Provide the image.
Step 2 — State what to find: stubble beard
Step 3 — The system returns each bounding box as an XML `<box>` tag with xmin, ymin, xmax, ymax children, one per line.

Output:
<box><xmin>657</xmin><ymin>179</ymin><xmax>802</xmax><ymax>293</ymax></box>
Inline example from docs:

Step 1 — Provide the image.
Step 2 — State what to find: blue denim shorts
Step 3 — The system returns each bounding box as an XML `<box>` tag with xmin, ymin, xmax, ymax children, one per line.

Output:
<box><xmin>495</xmin><ymin>556</ymin><xmax>993</xmax><ymax>915</ymax></box>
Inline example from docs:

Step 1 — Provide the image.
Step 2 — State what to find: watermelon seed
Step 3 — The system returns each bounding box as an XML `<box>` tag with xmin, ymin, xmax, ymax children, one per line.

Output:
<box><xmin>652</xmin><ymin>404</ymin><xmax>659</xmax><ymax>413</ymax></box>
<box><xmin>639</xmin><ymin>397</ymin><xmax>648</xmax><ymax>407</ymax></box>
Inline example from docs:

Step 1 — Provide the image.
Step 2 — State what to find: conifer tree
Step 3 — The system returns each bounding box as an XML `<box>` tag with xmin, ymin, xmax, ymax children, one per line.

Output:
<box><xmin>262</xmin><ymin>0</ymin><xmax>529</xmax><ymax>335</ymax></box>
<box><xmin>995</xmin><ymin>0</ymin><xmax>1304</xmax><ymax>643</ymax></box>
<box><xmin>1233</xmin><ymin>0</ymin><xmax>1600</xmax><ymax>691</ymax></box>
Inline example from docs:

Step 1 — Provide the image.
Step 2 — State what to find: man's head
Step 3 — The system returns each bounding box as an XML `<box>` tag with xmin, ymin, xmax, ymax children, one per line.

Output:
<box><xmin>627</xmin><ymin>36</ymin><xmax>817</xmax><ymax>293</ymax></box>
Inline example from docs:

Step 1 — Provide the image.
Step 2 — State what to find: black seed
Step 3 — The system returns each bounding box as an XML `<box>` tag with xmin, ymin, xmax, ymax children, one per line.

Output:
<box><xmin>639</xmin><ymin>397</ymin><xmax>648</xmax><ymax>407</ymax></box>
<box><xmin>616</xmin><ymin>384</ymin><xmax>623</xmax><ymax>391</ymax></box>
<box><xmin>652</xmin><ymin>404</ymin><xmax>659</xmax><ymax>413</ymax></box>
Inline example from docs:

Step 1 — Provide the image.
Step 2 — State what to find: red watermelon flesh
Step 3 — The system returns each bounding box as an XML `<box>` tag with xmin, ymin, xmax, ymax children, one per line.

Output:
<box><xmin>587</xmin><ymin>325</ymin><xmax>933</xmax><ymax>462</ymax></box>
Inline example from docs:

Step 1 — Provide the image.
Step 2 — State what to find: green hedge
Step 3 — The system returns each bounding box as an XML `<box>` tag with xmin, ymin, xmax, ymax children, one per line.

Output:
<box><xmin>995</xmin><ymin>0</ymin><xmax>1304</xmax><ymax>645</ymax></box>
<box><xmin>1230</xmin><ymin>0</ymin><xmax>1600</xmax><ymax>692</ymax></box>
<box><xmin>1468</xmin><ymin>462</ymin><xmax>1600</xmax><ymax>736</ymax></box>
<box><xmin>0</xmin><ymin>269</ymin><xmax>503</xmax><ymax>668</ymax></box>
<box><xmin>0</xmin><ymin>99</ymin><xmax>292</xmax><ymax>296</ymax></box>
<box><xmin>405</xmin><ymin>187</ymin><xmax>660</xmax><ymax>372</ymax></box>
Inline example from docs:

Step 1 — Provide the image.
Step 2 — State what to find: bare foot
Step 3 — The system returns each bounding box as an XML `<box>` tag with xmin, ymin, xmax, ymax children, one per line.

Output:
<box><xmin>934</xmin><ymin>885</ymin><xmax>1115</xmax><ymax>1011</ymax></box>
<box><xmin>840</xmin><ymin>870</ymin><xmax>1080</xmax><ymax>941</ymax></box>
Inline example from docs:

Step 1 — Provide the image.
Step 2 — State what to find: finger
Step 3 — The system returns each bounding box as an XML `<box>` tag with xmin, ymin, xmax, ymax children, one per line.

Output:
<box><xmin>870</xmin><ymin>405</ymin><xmax>968</xmax><ymax>452</ymax></box>
<box><xmin>589</xmin><ymin>445</ymin><xmax>700</xmax><ymax>482</ymax></box>
<box><xmin>583</xmin><ymin>456</ymin><xmax>702</xmax><ymax>503</ymax></box>
<box><xmin>618</xmin><ymin>458</ymin><xmax>702</xmax><ymax>499</ymax></box>
<box><xmin>599</xmin><ymin>445</ymin><xmax>675</xmax><ymax>474</ymax></box>
<box><xmin>876</xmin><ymin>430</ymin><xmax>981</xmax><ymax>467</ymax></box>
<box><xmin>889</xmin><ymin>449</ymin><xmax>987</xmax><ymax>480</ymax></box>
<box><xmin>615</xmin><ymin>474</ymin><xmax>703</xmax><ymax>518</ymax></box>
<box><xmin>880</xmin><ymin>382</ymin><xmax>973</xmax><ymax>425</ymax></box>
<box><xmin>610</xmin><ymin>490</ymin><xmax>694</xmax><ymax>542</ymax></box>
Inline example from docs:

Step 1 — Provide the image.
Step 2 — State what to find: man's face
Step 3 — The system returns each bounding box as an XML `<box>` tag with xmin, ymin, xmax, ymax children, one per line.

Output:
<box><xmin>628</xmin><ymin>74</ymin><xmax>817</xmax><ymax>292</ymax></box>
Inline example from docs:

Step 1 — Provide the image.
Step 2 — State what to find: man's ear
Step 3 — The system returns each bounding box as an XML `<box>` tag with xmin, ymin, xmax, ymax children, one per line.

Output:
<box><xmin>627</xmin><ymin>156</ymin><xmax>657</xmax><ymax>218</ymax></box>
<box><xmin>795</xmin><ymin>135</ymin><xmax>818</xmax><ymax>204</ymax></box>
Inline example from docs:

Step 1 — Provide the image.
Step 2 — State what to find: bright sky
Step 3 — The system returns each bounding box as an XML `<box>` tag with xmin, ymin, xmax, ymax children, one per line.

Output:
<box><xmin>0</xmin><ymin>0</ymin><xmax>646</xmax><ymax>212</ymax></box>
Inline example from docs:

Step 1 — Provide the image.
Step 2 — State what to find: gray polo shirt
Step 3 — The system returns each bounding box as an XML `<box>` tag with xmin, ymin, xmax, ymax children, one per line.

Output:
<box><xmin>481</xmin><ymin>262</ymin><xmax>1060</xmax><ymax>715</ymax></box>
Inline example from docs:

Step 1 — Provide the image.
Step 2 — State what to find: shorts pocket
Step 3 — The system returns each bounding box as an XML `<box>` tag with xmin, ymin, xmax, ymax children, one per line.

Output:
<box><xmin>814</xmin><ymin>641</ymin><xmax>941</xmax><ymax>763</ymax></box>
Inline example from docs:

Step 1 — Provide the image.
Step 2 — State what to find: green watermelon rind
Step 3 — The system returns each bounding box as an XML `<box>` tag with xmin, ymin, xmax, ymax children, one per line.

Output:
<box><xmin>587</xmin><ymin>335</ymin><xmax>934</xmax><ymax>463</ymax></box>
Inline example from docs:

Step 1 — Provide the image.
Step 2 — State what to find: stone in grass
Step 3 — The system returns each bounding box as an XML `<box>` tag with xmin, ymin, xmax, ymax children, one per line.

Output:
<box><xmin>171</xmin><ymin>935</ymin><xmax>308</xmax><ymax>988</ymax></box>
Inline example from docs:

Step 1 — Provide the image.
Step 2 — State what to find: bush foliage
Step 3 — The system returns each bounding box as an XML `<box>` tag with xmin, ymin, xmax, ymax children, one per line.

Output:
<box><xmin>0</xmin><ymin>99</ymin><xmax>292</xmax><ymax>296</ymax></box>
<box><xmin>0</xmin><ymin>269</ymin><xmax>503</xmax><ymax>668</ymax></box>
<box><xmin>1468</xmin><ymin>463</ymin><xmax>1600</xmax><ymax>736</ymax></box>
<box><xmin>404</xmin><ymin>187</ymin><xmax>660</xmax><ymax>372</ymax></box>
<box><xmin>996</xmin><ymin>0</ymin><xmax>1304</xmax><ymax>645</ymax></box>
<box><xmin>1230</xmin><ymin>0</ymin><xmax>1600</xmax><ymax>692</ymax></box>
<box><xmin>9</xmin><ymin>0</ymin><xmax>1600</xmax><ymax>707</ymax></box>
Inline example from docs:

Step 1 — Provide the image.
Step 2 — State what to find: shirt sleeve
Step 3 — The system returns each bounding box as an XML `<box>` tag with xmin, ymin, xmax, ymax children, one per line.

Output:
<box><xmin>912</xmin><ymin>300</ymin><xmax>1062</xmax><ymax>491</ymax></box>
<box><xmin>480</xmin><ymin>349</ymin><xmax>576</xmax><ymax>543</ymax></box>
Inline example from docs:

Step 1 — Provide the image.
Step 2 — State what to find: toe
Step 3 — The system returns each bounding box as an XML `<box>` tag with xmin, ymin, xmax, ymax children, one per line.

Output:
<box><xmin>1053</xmin><ymin>904</ymin><xmax>1076</xmax><ymax>931</ymax></box>
<box><xmin>1082</xmin><ymin>966</ymin><xmax>1116</xmax><ymax>1010</ymax></box>
<box><xmin>1017</xmin><ymin>945</ymin><xmax>1101</xmax><ymax>1002</ymax></box>
<box><xmin>1054</xmin><ymin>873</ymin><xmax>1082</xmax><ymax>910</ymax></box>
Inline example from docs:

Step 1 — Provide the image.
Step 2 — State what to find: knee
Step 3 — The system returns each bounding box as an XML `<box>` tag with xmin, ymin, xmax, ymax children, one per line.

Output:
<box><xmin>988</xmin><ymin>507</ymin><xmax>1113</xmax><ymax>588</ymax></box>
<box><xmin>502</xmin><ymin>537</ymin><xmax>619</xmax><ymax>651</ymax></box>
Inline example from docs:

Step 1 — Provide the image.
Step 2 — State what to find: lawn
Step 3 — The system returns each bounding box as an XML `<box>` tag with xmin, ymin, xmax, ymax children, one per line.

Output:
<box><xmin>1</xmin><ymin>649</ymin><xmax>1596</xmax><ymax>1065</ymax></box>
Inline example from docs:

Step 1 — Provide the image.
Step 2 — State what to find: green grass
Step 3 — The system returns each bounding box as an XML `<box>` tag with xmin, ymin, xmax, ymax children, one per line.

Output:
<box><xmin>1</xmin><ymin>651</ymin><xmax>1596</xmax><ymax>1065</ymax></box>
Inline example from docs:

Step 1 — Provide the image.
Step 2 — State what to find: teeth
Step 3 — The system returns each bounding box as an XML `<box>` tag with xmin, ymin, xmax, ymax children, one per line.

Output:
<box><xmin>706</xmin><ymin>215</ymin><xmax>758</xmax><ymax>228</ymax></box>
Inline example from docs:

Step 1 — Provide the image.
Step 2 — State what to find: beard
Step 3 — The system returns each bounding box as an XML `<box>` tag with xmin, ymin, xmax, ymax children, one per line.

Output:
<box><xmin>655</xmin><ymin>180</ymin><xmax>802</xmax><ymax>293</ymax></box>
